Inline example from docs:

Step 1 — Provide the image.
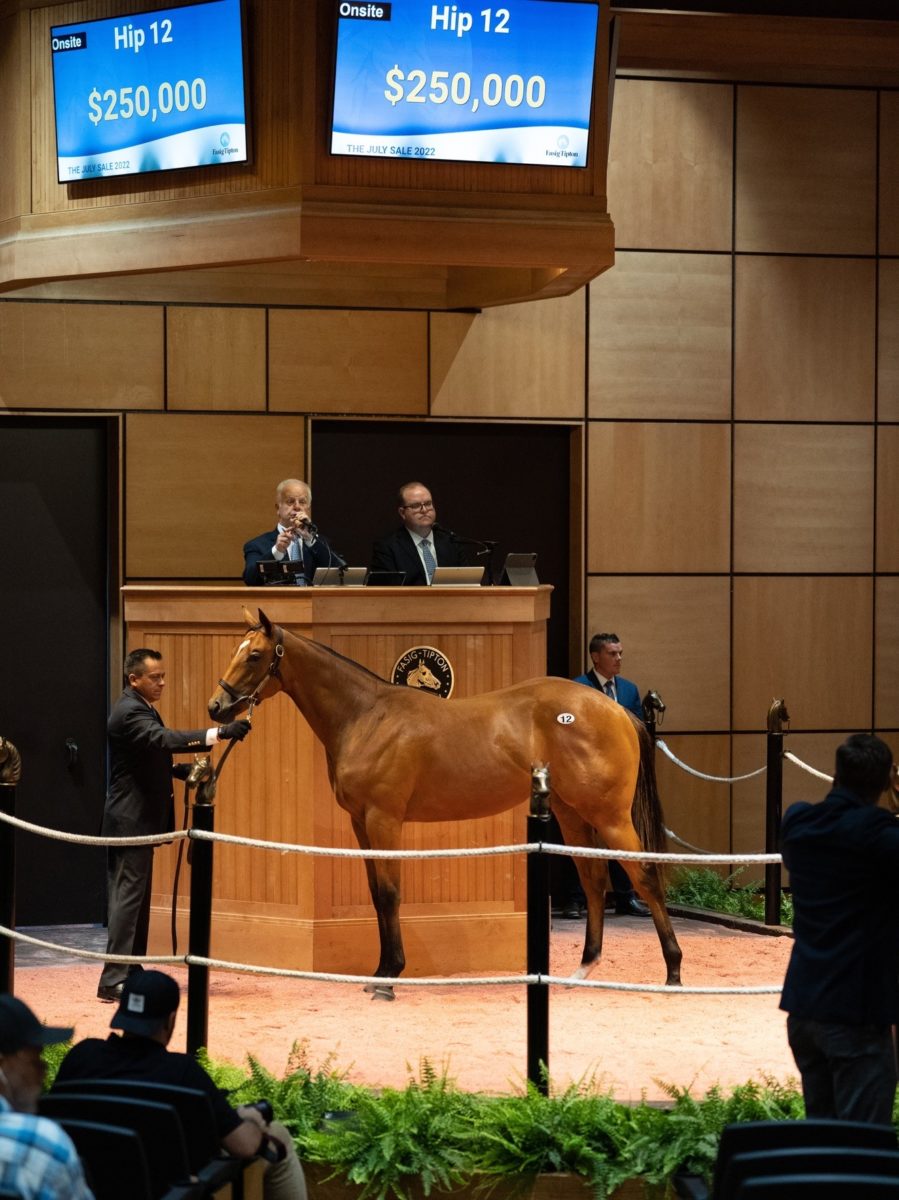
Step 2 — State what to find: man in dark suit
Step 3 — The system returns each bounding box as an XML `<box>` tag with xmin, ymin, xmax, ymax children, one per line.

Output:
<box><xmin>780</xmin><ymin>733</ymin><xmax>898</xmax><ymax>1123</ymax></box>
<box><xmin>570</xmin><ymin>632</ymin><xmax>649</xmax><ymax>916</ymax></box>
<box><xmin>369</xmin><ymin>481</ymin><xmax>465</xmax><ymax>585</ymax></box>
<box><xmin>97</xmin><ymin>650</ymin><xmax>251</xmax><ymax>1002</ymax></box>
<box><xmin>243</xmin><ymin>478</ymin><xmax>335</xmax><ymax>586</ymax></box>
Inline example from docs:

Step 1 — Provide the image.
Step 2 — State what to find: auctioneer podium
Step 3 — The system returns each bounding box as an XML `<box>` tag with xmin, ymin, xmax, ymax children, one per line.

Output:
<box><xmin>123</xmin><ymin>584</ymin><xmax>551</xmax><ymax>975</ymax></box>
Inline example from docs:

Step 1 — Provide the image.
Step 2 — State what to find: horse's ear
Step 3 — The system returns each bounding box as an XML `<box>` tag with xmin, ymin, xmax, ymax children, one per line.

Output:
<box><xmin>257</xmin><ymin>609</ymin><xmax>273</xmax><ymax>638</ymax></box>
<box><xmin>241</xmin><ymin>605</ymin><xmax>256</xmax><ymax>628</ymax></box>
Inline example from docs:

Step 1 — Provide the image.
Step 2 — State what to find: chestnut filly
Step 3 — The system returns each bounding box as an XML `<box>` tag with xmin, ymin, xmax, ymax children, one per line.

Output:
<box><xmin>209</xmin><ymin>610</ymin><xmax>683</xmax><ymax>999</ymax></box>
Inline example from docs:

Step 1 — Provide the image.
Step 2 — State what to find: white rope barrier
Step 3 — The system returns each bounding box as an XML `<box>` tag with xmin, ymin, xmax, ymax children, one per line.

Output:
<box><xmin>657</xmin><ymin>739</ymin><xmax>767</xmax><ymax>783</ymax></box>
<box><xmin>0</xmin><ymin>927</ymin><xmax>782</xmax><ymax>995</ymax></box>
<box><xmin>0</xmin><ymin>810</ymin><xmax>187</xmax><ymax>847</ymax></box>
<box><xmin>0</xmin><ymin>925</ymin><xmax>180</xmax><ymax>966</ymax></box>
<box><xmin>784</xmin><ymin>752</ymin><xmax>832</xmax><ymax>783</ymax></box>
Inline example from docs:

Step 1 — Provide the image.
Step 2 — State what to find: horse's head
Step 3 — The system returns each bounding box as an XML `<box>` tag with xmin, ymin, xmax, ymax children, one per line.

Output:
<box><xmin>208</xmin><ymin>608</ymin><xmax>284</xmax><ymax>721</ymax></box>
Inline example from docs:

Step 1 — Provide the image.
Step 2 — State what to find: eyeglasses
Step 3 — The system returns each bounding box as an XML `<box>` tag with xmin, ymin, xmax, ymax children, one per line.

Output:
<box><xmin>401</xmin><ymin>501</ymin><xmax>434</xmax><ymax>512</ymax></box>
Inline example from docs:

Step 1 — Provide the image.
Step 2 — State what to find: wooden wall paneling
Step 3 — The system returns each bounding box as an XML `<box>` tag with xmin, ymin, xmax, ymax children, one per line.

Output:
<box><xmin>879</xmin><ymin>260</ymin><xmax>899</xmax><ymax>422</ymax></box>
<box><xmin>732</xmin><ymin>576</ymin><xmax>873</xmax><ymax>731</ymax></box>
<box><xmin>655</xmin><ymin>735</ymin><xmax>731</xmax><ymax>857</ymax></box>
<box><xmin>879</xmin><ymin>91</ymin><xmax>899</xmax><ymax>257</ymax></box>
<box><xmin>586</xmin><ymin>576</ymin><xmax>731</xmax><ymax>732</ymax></box>
<box><xmin>125</xmin><ymin>413</ymin><xmax>305</xmax><ymax>577</ymax></box>
<box><xmin>614</xmin><ymin>12</ymin><xmax>899</xmax><ymax>89</ymax></box>
<box><xmin>167</xmin><ymin>307</ymin><xmax>266</xmax><ymax>411</ymax></box>
<box><xmin>606</xmin><ymin>80</ymin><xmax>733</xmax><ymax>252</ymax></box>
<box><xmin>29</xmin><ymin>0</ymin><xmax>304</xmax><ymax>216</ymax></box>
<box><xmin>588</xmin><ymin>252</ymin><xmax>732</xmax><ymax>419</ymax></box>
<box><xmin>875</xmin><ymin>577</ymin><xmax>899</xmax><ymax>731</ymax></box>
<box><xmin>733</xmin><ymin>423</ymin><xmax>873</xmax><ymax>573</ymax></box>
<box><xmin>269</xmin><ymin>310</ymin><xmax>428</xmax><ymax>414</ymax></box>
<box><xmin>430</xmin><ymin>291</ymin><xmax>586</xmax><ymax>419</ymax></box>
<box><xmin>0</xmin><ymin>10</ymin><xmax>29</xmax><ymax>225</ymax></box>
<box><xmin>0</xmin><ymin>301</ymin><xmax>163</xmax><ymax>409</ymax></box>
<box><xmin>587</xmin><ymin>422</ymin><xmax>731</xmax><ymax>573</ymax></box>
<box><xmin>876</xmin><ymin>424</ymin><xmax>899</xmax><ymax>572</ymax></box>
<box><xmin>735</xmin><ymin>87</ymin><xmax>876</xmax><ymax>255</ymax></box>
<box><xmin>734</xmin><ymin>256</ymin><xmax>876</xmax><ymax>422</ymax></box>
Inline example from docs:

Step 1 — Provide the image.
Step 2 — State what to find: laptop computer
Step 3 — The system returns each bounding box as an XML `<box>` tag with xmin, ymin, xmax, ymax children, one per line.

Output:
<box><xmin>312</xmin><ymin>566</ymin><xmax>368</xmax><ymax>587</ymax></box>
<box><xmin>430</xmin><ymin>566</ymin><xmax>486</xmax><ymax>587</ymax></box>
<box><xmin>501</xmin><ymin>553</ymin><xmax>539</xmax><ymax>586</ymax></box>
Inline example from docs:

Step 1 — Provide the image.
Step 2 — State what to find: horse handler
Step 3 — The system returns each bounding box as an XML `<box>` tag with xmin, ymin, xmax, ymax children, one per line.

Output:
<box><xmin>780</xmin><ymin>732</ymin><xmax>899</xmax><ymax>1123</ymax></box>
<box><xmin>97</xmin><ymin>649</ymin><xmax>250</xmax><ymax>1002</ymax></box>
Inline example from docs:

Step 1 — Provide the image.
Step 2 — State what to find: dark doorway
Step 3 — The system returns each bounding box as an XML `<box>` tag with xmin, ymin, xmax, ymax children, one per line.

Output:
<box><xmin>0</xmin><ymin>417</ymin><xmax>111</xmax><ymax>925</ymax></box>
<box><xmin>310</xmin><ymin>420</ymin><xmax>573</xmax><ymax>677</ymax></box>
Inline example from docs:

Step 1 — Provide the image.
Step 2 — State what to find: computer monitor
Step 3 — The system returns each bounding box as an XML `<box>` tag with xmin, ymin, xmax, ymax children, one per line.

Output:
<box><xmin>312</xmin><ymin>567</ymin><xmax>367</xmax><ymax>587</ymax></box>
<box><xmin>430</xmin><ymin>566</ymin><xmax>486</xmax><ymax>587</ymax></box>
<box><xmin>501</xmin><ymin>553</ymin><xmax>539</xmax><ymax>586</ymax></box>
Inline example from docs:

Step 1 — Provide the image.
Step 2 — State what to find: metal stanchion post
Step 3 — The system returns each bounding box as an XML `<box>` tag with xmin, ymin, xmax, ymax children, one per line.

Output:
<box><xmin>526</xmin><ymin>764</ymin><xmax>552</xmax><ymax>1094</ymax></box>
<box><xmin>0</xmin><ymin>738</ymin><xmax>22</xmax><ymax>994</ymax></box>
<box><xmin>187</xmin><ymin>793</ymin><xmax>215</xmax><ymax>1055</ymax></box>
<box><xmin>764</xmin><ymin>700</ymin><xmax>789</xmax><ymax>926</ymax></box>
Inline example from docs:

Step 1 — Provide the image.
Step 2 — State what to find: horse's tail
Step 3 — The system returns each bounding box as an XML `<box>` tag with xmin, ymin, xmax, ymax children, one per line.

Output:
<box><xmin>628</xmin><ymin>714</ymin><xmax>670</xmax><ymax>888</ymax></box>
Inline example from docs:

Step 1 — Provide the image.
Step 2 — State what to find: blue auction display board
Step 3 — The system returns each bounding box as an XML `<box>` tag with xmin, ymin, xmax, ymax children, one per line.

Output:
<box><xmin>331</xmin><ymin>0</ymin><xmax>600</xmax><ymax>168</ymax></box>
<box><xmin>50</xmin><ymin>0</ymin><xmax>248</xmax><ymax>182</ymax></box>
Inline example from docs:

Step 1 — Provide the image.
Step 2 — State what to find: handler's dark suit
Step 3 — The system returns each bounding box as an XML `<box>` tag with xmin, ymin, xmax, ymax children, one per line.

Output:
<box><xmin>369</xmin><ymin>527</ymin><xmax>464</xmax><ymax>585</ymax></box>
<box><xmin>99</xmin><ymin>688</ymin><xmax>209</xmax><ymax>992</ymax></box>
<box><xmin>242</xmin><ymin>527</ymin><xmax>333</xmax><ymax>586</ymax></box>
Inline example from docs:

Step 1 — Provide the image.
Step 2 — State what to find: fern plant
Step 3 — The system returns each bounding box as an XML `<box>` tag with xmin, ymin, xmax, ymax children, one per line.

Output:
<box><xmin>303</xmin><ymin>1061</ymin><xmax>478</xmax><ymax>1200</ymax></box>
<box><xmin>666</xmin><ymin>867</ymin><xmax>794</xmax><ymax>926</ymax></box>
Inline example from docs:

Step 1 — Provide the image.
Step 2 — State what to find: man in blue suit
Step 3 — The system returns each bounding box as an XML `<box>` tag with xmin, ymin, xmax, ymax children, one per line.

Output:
<box><xmin>243</xmin><ymin>478</ymin><xmax>335</xmax><ymax>586</ymax></box>
<box><xmin>571</xmin><ymin>632</ymin><xmax>650</xmax><ymax>916</ymax></box>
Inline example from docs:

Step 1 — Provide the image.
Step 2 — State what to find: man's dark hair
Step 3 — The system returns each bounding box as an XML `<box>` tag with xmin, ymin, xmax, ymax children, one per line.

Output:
<box><xmin>589</xmin><ymin>632</ymin><xmax>620</xmax><ymax>654</ymax></box>
<box><xmin>124</xmin><ymin>648</ymin><xmax>162</xmax><ymax>682</ymax></box>
<box><xmin>834</xmin><ymin>733</ymin><xmax>893</xmax><ymax>801</ymax></box>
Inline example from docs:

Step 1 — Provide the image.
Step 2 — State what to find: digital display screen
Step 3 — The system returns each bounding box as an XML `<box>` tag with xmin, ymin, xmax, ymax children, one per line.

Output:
<box><xmin>50</xmin><ymin>0</ymin><xmax>249</xmax><ymax>182</ymax></box>
<box><xmin>331</xmin><ymin>0</ymin><xmax>600</xmax><ymax>168</ymax></box>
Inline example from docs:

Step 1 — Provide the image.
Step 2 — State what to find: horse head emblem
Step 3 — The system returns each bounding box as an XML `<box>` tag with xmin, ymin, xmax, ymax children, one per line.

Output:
<box><xmin>405</xmin><ymin>658</ymin><xmax>441</xmax><ymax>691</ymax></box>
<box><xmin>208</xmin><ymin>608</ymin><xmax>284</xmax><ymax>721</ymax></box>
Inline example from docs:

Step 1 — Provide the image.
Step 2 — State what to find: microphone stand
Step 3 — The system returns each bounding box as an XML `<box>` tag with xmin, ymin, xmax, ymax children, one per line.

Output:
<box><xmin>435</xmin><ymin>527</ymin><xmax>498</xmax><ymax>586</ymax></box>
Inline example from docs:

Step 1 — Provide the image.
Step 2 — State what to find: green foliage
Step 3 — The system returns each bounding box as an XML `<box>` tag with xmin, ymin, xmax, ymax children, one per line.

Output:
<box><xmin>303</xmin><ymin>1061</ymin><xmax>478</xmax><ymax>1200</ymax></box>
<box><xmin>41</xmin><ymin>1040</ymin><xmax>72</xmax><ymax>1090</ymax></box>
<box><xmin>463</xmin><ymin>1076</ymin><xmax>629</xmax><ymax>1198</ymax></box>
<box><xmin>666</xmin><ymin>868</ymin><xmax>794</xmax><ymax>927</ymax></box>
<box><xmin>198</xmin><ymin>1048</ymin><xmax>813</xmax><ymax>1200</ymax></box>
<box><xmin>199</xmin><ymin>1039</ymin><xmax>359</xmax><ymax>1141</ymax></box>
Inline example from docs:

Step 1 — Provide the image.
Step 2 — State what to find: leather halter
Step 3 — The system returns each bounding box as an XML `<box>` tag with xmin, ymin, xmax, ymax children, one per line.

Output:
<box><xmin>217</xmin><ymin>624</ymin><xmax>284</xmax><ymax>712</ymax></box>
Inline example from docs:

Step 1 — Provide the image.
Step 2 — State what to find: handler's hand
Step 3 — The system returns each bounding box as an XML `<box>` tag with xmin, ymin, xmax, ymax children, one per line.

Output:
<box><xmin>218</xmin><ymin>720</ymin><xmax>252</xmax><ymax>742</ymax></box>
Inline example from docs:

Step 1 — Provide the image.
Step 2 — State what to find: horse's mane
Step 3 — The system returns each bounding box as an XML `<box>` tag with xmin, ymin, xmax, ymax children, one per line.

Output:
<box><xmin>274</xmin><ymin>624</ymin><xmax>398</xmax><ymax>689</ymax></box>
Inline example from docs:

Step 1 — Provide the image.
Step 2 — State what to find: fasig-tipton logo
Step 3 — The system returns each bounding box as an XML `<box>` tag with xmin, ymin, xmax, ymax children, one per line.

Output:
<box><xmin>391</xmin><ymin>646</ymin><xmax>454</xmax><ymax>698</ymax></box>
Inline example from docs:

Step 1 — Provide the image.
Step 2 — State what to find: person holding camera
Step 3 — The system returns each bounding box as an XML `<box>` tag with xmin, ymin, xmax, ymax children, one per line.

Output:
<box><xmin>97</xmin><ymin>650</ymin><xmax>251</xmax><ymax>1003</ymax></box>
<box><xmin>57</xmin><ymin>971</ymin><xmax>307</xmax><ymax>1199</ymax></box>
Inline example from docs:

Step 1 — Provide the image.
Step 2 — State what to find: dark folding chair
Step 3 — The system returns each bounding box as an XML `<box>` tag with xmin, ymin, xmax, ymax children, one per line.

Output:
<box><xmin>40</xmin><ymin>1094</ymin><xmax>203</xmax><ymax>1199</ymax></box>
<box><xmin>735</xmin><ymin>1174</ymin><xmax>899</xmax><ymax>1198</ymax></box>
<box><xmin>719</xmin><ymin>1146</ymin><xmax>899</xmax><ymax>1199</ymax></box>
<box><xmin>673</xmin><ymin>1118</ymin><xmax>899</xmax><ymax>1200</ymax></box>
<box><xmin>55</xmin><ymin>1118</ymin><xmax>156</xmax><ymax>1200</ymax></box>
<box><xmin>51</xmin><ymin>1078</ymin><xmax>243</xmax><ymax>1195</ymax></box>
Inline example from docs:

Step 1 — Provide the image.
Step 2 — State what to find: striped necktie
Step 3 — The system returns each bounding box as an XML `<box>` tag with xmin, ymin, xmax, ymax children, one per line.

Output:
<box><xmin>603</xmin><ymin>680</ymin><xmax>615</xmax><ymax>701</ymax></box>
<box><xmin>420</xmin><ymin>538</ymin><xmax>437</xmax><ymax>584</ymax></box>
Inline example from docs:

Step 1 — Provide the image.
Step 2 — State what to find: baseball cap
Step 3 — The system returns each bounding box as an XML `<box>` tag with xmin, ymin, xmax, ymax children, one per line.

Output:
<box><xmin>0</xmin><ymin>994</ymin><xmax>73</xmax><ymax>1054</ymax></box>
<box><xmin>111</xmin><ymin>971</ymin><xmax>180</xmax><ymax>1036</ymax></box>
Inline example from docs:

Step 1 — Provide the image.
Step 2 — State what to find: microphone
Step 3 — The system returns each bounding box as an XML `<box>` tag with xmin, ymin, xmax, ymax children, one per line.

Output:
<box><xmin>431</xmin><ymin>522</ymin><xmax>455</xmax><ymax>538</ymax></box>
<box><xmin>293</xmin><ymin>515</ymin><xmax>318</xmax><ymax>536</ymax></box>
<box><xmin>433</xmin><ymin>522</ymin><xmax>496</xmax><ymax>550</ymax></box>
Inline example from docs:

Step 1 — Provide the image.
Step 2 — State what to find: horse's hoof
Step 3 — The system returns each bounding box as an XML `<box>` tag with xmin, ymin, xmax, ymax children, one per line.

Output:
<box><xmin>570</xmin><ymin>964</ymin><xmax>590</xmax><ymax>981</ymax></box>
<box><xmin>665</xmin><ymin>974</ymin><xmax>683</xmax><ymax>987</ymax></box>
<box><xmin>370</xmin><ymin>985</ymin><xmax>396</xmax><ymax>1002</ymax></box>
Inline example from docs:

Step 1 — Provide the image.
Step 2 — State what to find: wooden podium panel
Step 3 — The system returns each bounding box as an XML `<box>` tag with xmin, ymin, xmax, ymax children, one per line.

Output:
<box><xmin>123</xmin><ymin>585</ymin><xmax>550</xmax><ymax>975</ymax></box>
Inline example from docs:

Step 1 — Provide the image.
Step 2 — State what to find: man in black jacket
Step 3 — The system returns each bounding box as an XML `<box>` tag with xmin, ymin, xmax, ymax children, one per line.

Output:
<box><xmin>780</xmin><ymin>732</ymin><xmax>898</xmax><ymax>1122</ymax></box>
<box><xmin>97</xmin><ymin>650</ymin><xmax>250</xmax><ymax>1002</ymax></box>
<box><xmin>243</xmin><ymin>478</ymin><xmax>335</xmax><ymax>586</ymax></box>
<box><xmin>369</xmin><ymin>481</ymin><xmax>464</xmax><ymax>585</ymax></box>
